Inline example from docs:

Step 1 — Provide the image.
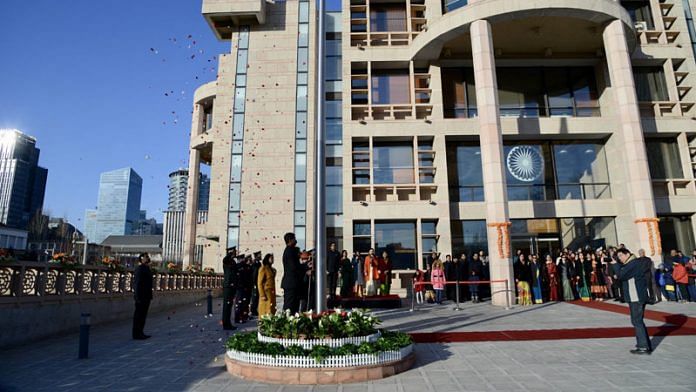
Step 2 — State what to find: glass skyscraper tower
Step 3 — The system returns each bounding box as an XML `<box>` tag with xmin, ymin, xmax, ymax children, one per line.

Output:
<box><xmin>85</xmin><ymin>167</ymin><xmax>142</xmax><ymax>244</ymax></box>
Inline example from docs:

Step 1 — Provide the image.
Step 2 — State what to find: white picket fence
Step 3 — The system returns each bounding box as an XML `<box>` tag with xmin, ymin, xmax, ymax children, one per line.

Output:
<box><xmin>227</xmin><ymin>344</ymin><xmax>414</xmax><ymax>368</ymax></box>
<box><xmin>257</xmin><ymin>331</ymin><xmax>381</xmax><ymax>349</ymax></box>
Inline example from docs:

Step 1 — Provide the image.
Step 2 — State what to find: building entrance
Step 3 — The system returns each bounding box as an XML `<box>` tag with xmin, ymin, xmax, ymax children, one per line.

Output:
<box><xmin>511</xmin><ymin>234</ymin><xmax>562</xmax><ymax>257</ymax></box>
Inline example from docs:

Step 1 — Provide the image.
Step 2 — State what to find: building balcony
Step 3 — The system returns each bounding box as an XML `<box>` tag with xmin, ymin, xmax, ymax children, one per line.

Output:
<box><xmin>410</xmin><ymin>0</ymin><xmax>636</xmax><ymax>60</ymax></box>
<box><xmin>652</xmin><ymin>179</ymin><xmax>696</xmax><ymax>198</ymax></box>
<box><xmin>202</xmin><ymin>0</ymin><xmax>266</xmax><ymax>40</ymax></box>
<box><xmin>350</xmin><ymin>0</ymin><xmax>427</xmax><ymax>47</ymax></box>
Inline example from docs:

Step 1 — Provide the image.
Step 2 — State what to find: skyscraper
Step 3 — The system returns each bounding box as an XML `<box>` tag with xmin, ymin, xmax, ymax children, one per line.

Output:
<box><xmin>0</xmin><ymin>129</ymin><xmax>48</xmax><ymax>230</ymax></box>
<box><xmin>168</xmin><ymin>169</ymin><xmax>209</xmax><ymax>211</ymax></box>
<box><xmin>86</xmin><ymin>167</ymin><xmax>142</xmax><ymax>244</ymax></box>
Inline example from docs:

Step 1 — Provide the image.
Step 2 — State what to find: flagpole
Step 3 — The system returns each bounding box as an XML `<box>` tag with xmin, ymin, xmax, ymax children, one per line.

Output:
<box><xmin>314</xmin><ymin>0</ymin><xmax>327</xmax><ymax>314</ymax></box>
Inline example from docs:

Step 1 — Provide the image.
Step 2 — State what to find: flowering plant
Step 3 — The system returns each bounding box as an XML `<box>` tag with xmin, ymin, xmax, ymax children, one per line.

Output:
<box><xmin>258</xmin><ymin>309</ymin><xmax>380</xmax><ymax>340</ymax></box>
<box><xmin>166</xmin><ymin>262</ymin><xmax>180</xmax><ymax>273</ymax></box>
<box><xmin>101</xmin><ymin>256</ymin><xmax>124</xmax><ymax>272</ymax></box>
<box><xmin>203</xmin><ymin>267</ymin><xmax>215</xmax><ymax>275</ymax></box>
<box><xmin>185</xmin><ymin>264</ymin><xmax>201</xmax><ymax>275</ymax></box>
<box><xmin>0</xmin><ymin>248</ymin><xmax>16</xmax><ymax>264</ymax></box>
<box><xmin>49</xmin><ymin>253</ymin><xmax>77</xmax><ymax>269</ymax></box>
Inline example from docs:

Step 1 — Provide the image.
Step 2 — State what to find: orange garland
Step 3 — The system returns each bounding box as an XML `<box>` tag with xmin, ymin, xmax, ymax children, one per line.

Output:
<box><xmin>634</xmin><ymin>217</ymin><xmax>661</xmax><ymax>256</ymax></box>
<box><xmin>487</xmin><ymin>222</ymin><xmax>512</xmax><ymax>259</ymax></box>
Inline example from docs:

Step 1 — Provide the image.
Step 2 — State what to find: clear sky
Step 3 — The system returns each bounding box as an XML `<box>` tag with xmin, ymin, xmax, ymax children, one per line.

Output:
<box><xmin>0</xmin><ymin>0</ymin><xmax>227</xmax><ymax>230</ymax></box>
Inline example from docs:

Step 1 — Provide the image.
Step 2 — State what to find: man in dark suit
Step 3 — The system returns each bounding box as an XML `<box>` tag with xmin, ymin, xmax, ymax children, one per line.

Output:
<box><xmin>249</xmin><ymin>251</ymin><xmax>262</xmax><ymax>317</ymax></box>
<box><xmin>281</xmin><ymin>232</ymin><xmax>304</xmax><ymax>314</ymax></box>
<box><xmin>326</xmin><ymin>242</ymin><xmax>340</xmax><ymax>302</ymax></box>
<box><xmin>222</xmin><ymin>247</ymin><xmax>238</xmax><ymax>331</ymax></box>
<box><xmin>613</xmin><ymin>248</ymin><xmax>653</xmax><ymax>354</ymax></box>
<box><xmin>133</xmin><ymin>253</ymin><xmax>153</xmax><ymax>340</ymax></box>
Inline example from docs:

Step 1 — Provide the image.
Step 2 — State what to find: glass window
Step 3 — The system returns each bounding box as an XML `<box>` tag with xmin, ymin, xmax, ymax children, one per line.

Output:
<box><xmin>229</xmin><ymin>185</ymin><xmax>241</xmax><ymax>210</ymax></box>
<box><xmin>230</xmin><ymin>155</ymin><xmax>243</xmax><ymax>183</ymax></box>
<box><xmin>371</xmin><ymin>70</ymin><xmax>410</xmax><ymax>104</ymax></box>
<box><xmin>451</xmin><ymin>220</ymin><xmax>488</xmax><ymax>256</ymax></box>
<box><xmin>622</xmin><ymin>1</ymin><xmax>655</xmax><ymax>29</ymax></box>
<box><xmin>325</xmin><ymin>57</ymin><xmax>342</xmax><ymax>81</ymax></box>
<box><xmin>326</xmin><ymin>119</ymin><xmax>342</xmax><ymax>144</ymax></box>
<box><xmin>227</xmin><ymin>227</ymin><xmax>239</xmax><ymax>249</ymax></box>
<box><xmin>443</xmin><ymin>0</ymin><xmax>468</xmax><ymax>13</ymax></box>
<box><xmin>441</xmin><ymin>68</ymin><xmax>477</xmax><ymax>118</ymax></box>
<box><xmin>504</xmin><ymin>144</ymin><xmax>549</xmax><ymax>200</ymax></box>
<box><xmin>544</xmin><ymin>68</ymin><xmax>574</xmax><ymax>116</ymax></box>
<box><xmin>559</xmin><ymin>217</ymin><xmax>618</xmax><ymax>250</ymax></box>
<box><xmin>233</xmin><ymin>114</ymin><xmax>245</xmax><ymax>140</ymax></box>
<box><xmin>297</xmin><ymin>48</ymin><xmax>309</xmax><ymax>72</ymax></box>
<box><xmin>294</xmin><ymin>211</ymin><xmax>306</xmax><ymax>226</ymax></box>
<box><xmin>497</xmin><ymin>68</ymin><xmax>544</xmax><ymax>117</ymax></box>
<box><xmin>234</xmin><ymin>87</ymin><xmax>246</xmax><ymax>112</ymax></box>
<box><xmin>422</xmin><ymin>220</ymin><xmax>437</xmax><ymax>235</ymax></box>
<box><xmin>295</xmin><ymin>153</ymin><xmax>307</xmax><ymax>182</ymax></box>
<box><xmin>370</xmin><ymin>4</ymin><xmax>407</xmax><ymax>32</ymax></box>
<box><xmin>646</xmin><ymin>138</ymin><xmax>684</xmax><ymax>179</ymax></box>
<box><xmin>236</xmin><ymin>50</ymin><xmax>248</xmax><ymax>74</ymax></box>
<box><xmin>373</xmin><ymin>142</ymin><xmax>414</xmax><ymax>184</ymax></box>
<box><xmin>375</xmin><ymin>221</ymin><xmax>417</xmax><ymax>270</ymax></box>
<box><xmin>634</xmin><ymin>66</ymin><xmax>669</xmax><ymax>101</ymax></box>
<box><xmin>570</xmin><ymin>67</ymin><xmax>600</xmax><ymax>116</ymax></box>
<box><xmin>327</xmin><ymin>186</ymin><xmax>343</xmax><ymax>214</ymax></box>
<box><xmin>447</xmin><ymin>144</ymin><xmax>484</xmax><ymax>202</ymax></box>
<box><xmin>295</xmin><ymin>182</ymin><xmax>306</xmax><ymax>211</ymax></box>
<box><xmin>554</xmin><ymin>143</ymin><xmax>611</xmax><ymax>199</ymax></box>
<box><xmin>354</xmin><ymin>221</ymin><xmax>371</xmax><ymax>236</ymax></box>
<box><xmin>296</xmin><ymin>112</ymin><xmax>307</xmax><ymax>139</ymax></box>
<box><xmin>326</xmin><ymin>165</ymin><xmax>342</xmax><ymax>185</ymax></box>
<box><xmin>658</xmin><ymin>215</ymin><xmax>695</xmax><ymax>255</ymax></box>
<box><xmin>296</xmin><ymin>86</ymin><xmax>308</xmax><ymax>111</ymax></box>
<box><xmin>298</xmin><ymin>23</ymin><xmax>309</xmax><ymax>47</ymax></box>
<box><xmin>299</xmin><ymin>1</ymin><xmax>310</xmax><ymax>23</ymax></box>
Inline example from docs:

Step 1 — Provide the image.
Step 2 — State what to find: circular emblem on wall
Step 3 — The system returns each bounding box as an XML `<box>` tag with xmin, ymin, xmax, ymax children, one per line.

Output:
<box><xmin>506</xmin><ymin>145</ymin><xmax>544</xmax><ymax>182</ymax></box>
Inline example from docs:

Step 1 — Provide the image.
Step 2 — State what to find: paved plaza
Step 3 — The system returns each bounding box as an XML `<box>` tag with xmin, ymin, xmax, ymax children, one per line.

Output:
<box><xmin>1</xmin><ymin>299</ymin><xmax>695</xmax><ymax>392</ymax></box>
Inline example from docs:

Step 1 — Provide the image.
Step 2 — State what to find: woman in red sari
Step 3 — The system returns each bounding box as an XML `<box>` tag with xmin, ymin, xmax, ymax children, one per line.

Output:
<box><xmin>544</xmin><ymin>254</ymin><xmax>559</xmax><ymax>301</ymax></box>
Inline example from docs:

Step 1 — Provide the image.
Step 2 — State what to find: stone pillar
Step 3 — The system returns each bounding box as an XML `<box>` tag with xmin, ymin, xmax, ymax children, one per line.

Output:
<box><xmin>470</xmin><ymin>19</ymin><xmax>514</xmax><ymax>307</ymax></box>
<box><xmin>603</xmin><ymin>20</ymin><xmax>663</xmax><ymax>264</ymax></box>
<box><xmin>183</xmin><ymin>105</ymin><xmax>203</xmax><ymax>268</ymax></box>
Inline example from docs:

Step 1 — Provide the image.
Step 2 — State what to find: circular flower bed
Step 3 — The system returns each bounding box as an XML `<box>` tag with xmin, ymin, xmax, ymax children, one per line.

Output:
<box><xmin>226</xmin><ymin>309</ymin><xmax>415</xmax><ymax>374</ymax></box>
<box><xmin>226</xmin><ymin>329</ymin><xmax>414</xmax><ymax>368</ymax></box>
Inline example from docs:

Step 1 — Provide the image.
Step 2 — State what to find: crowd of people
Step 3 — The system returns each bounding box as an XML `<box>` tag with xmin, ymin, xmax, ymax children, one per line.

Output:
<box><xmin>412</xmin><ymin>246</ymin><xmax>696</xmax><ymax>307</ymax></box>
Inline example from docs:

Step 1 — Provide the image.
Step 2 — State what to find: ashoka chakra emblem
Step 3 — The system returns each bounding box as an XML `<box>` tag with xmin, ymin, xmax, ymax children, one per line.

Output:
<box><xmin>506</xmin><ymin>146</ymin><xmax>543</xmax><ymax>182</ymax></box>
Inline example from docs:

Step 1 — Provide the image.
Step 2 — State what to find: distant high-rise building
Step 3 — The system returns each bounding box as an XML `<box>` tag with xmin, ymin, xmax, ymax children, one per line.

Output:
<box><xmin>167</xmin><ymin>169</ymin><xmax>209</xmax><ymax>211</ymax></box>
<box><xmin>0</xmin><ymin>129</ymin><xmax>48</xmax><ymax>230</ymax></box>
<box><xmin>86</xmin><ymin>168</ymin><xmax>142</xmax><ymax>244</ymax></box>
<box><xmin>133</xmin><ymin>210</ymin><xmax>161</xmax><ymax>235</ymax></box>
<box><xmin>84</xmin><ymin>209</ymin><xmax>98</xmax><ymax>241</ymax></box>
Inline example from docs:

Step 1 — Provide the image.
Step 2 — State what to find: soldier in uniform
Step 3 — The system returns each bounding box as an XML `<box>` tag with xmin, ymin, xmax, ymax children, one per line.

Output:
<box><xmin>249</xmin><ymin>251</ymin><xmax>263</xmax><ymax>317</ymax></box>
<box><xmin>235</xmin><ymin>254</ymin><xmax>253</xmax><ymax>323</ymax></box>
<box><xmin>222</xmin><ymin>247</ymin><xmax>238</xmax><ymax>331</ymax></box>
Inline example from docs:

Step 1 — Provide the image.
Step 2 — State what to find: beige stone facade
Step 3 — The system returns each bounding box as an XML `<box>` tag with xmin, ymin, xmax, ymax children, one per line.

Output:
<box><xmin>184</xmin><ymin>0</ymin><xmax>696</xmax><ymax>304</ymax></box>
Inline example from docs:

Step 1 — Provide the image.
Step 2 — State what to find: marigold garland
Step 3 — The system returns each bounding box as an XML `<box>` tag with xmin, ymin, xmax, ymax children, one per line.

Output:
<box><xmin>487</xmin><ymin>222</ymin><xmax>512</xmax><ymax>259</ymax></box>
<box><xmin>634</xmin><ymin>217</ymin><xmax>661</xmax><ymax>256</ymax></box>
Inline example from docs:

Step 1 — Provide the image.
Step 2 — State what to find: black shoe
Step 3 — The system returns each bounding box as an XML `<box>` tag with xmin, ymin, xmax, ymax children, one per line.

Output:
<box><xmin>630</xmin><ymin>348</ymin><xmax>652</xmax><ymax>355</ymax></box>
<box><xmin>223</xmin><ymin>325</ymin><xmax>237</xmax><ymax>331</ymax></box>
<box><xmin>133</xmin><ymin>334</ymin><xmax>151</xmax><ymax>340</ymax></box>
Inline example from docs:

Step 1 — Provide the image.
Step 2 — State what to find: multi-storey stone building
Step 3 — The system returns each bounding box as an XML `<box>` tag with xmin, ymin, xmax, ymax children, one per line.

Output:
<box><xmin>184</xmin><ymin>0</ymin><xmax>696</xmax><ymax>304</ymax></box>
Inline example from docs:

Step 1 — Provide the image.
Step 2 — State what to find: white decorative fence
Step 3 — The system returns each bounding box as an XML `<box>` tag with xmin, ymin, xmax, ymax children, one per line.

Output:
<box><xmin>227</xmin><ymin>344</ymin><xmax>413</xmax><ymax>368</ymax></box>
<box><xmin>257</xmin><ymin>331</ymin><xmax>381</xmax><ymax>349</ymax></box>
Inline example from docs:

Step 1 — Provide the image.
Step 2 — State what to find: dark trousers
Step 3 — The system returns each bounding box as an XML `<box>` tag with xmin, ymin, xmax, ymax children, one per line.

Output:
<box><xmin>629</xmin><ymin>302</ymin><xmax>651</xmax><ymax>350</ymax></box>
<box><xmin>328</xmin><ymin>273</ymin><xmax>338</xmax><ymax>300</ymax></box>
<box><xmin>222</xmin><ymin>288</ymin><xmax>236</xmax><ymax>328</ymax></box>
<box><xmin>250</xmin><ymin>288</ymin><xmax>259</xmax><ymax>316</ymax></box>
<box><xmin>234</xmin><ymin>289</ymin><xmax>251</xmax><ymax>323</ymax></box>
<box><xmin>283</xmin><ymin>289</ymin><xmax>300</xmax><ymax>314</ymax></box>
<box><xmin>132</xmin><ymin>300</ymin><xmax>150</xmax><ymax>338</ymax></box>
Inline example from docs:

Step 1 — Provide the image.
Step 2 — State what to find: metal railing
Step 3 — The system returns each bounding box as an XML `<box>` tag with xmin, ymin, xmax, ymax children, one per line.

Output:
<box><xmin>0</xmin><ymin>261</ymin><xmax>223</xmax><ymax>302</ymax></box>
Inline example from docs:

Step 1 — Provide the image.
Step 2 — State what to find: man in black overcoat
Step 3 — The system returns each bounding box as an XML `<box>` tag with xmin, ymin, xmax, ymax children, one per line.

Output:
<box><xmin>133</xmin><ymin>253</ymin><xmax>153</xmax><ymax>340</ymax></box>
<box><xmin>222</xmin><ymin>247</ymin><xmax>238</xmax><ymax>330</ymax></box>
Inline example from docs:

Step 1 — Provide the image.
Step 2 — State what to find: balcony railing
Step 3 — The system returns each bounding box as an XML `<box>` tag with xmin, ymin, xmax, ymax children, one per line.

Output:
<box><xmin>0</xmin><ymin>261</ymin><xmax>223</xmax><ymax>302</ymax></box>
<box><xmin>449</xmin><ymin>183</ymin><xmax>611</xmax><ymax>202</ymax></box>
<box><xmin>651</xmin><ymin>179</ymin><xmax>696</xmax><ymax>197</ymax></box>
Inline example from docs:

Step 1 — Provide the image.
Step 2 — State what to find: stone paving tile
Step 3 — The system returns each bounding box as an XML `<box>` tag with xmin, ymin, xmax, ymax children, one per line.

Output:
<box><xmin>2</xmin><ymin>299</ymin><xmax>696</xmax><ymax>391</ymax></box>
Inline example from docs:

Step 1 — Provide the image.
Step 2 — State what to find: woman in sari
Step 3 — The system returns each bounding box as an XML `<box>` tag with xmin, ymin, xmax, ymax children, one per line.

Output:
<box><xmin>545</xmin><ymin>254</ymin><xmax>559</xmax><ymax>302</ymax></box>
<box><xmin>514</xmin><ymin>253</ymin><xmax>533</xmax><ymax>306</ymax></box>
<box><xmin>558</xmin><ymin>254</ymin><xmax>575</xmax><ymax>301</ymax></box>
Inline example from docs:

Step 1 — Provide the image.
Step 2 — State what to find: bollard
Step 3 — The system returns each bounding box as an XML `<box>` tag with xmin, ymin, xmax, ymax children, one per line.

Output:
<box><xmin>78</xmin><ymin>312</ymin><xmax>90</xmax><ymax>359</ymax></box>
<box><xmin>504</xmin><ymin>280</ymin><xmax>511</xmax><ymax>310</ymax></box>
<box><xmin>453</xmin><ymin>280</ymin><xmax>462</xmax><ymax>311</ymax></box>
<box><xmin>207</xmin><ymin>289</ymin><xmax>213</xmax><ymax>315</ymax></box>
<box><xmin>410</xmin><ymin>280</ymin><xmax>415</xmax><ymax>312</ymax></box>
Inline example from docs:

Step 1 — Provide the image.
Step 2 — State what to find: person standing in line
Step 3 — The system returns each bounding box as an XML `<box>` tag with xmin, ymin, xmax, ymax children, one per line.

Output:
<box><xmin>249</xmin><ymin>251</ymin><xmax>262</xmax><ymax>318</ymax></box>
<box><xmin>530</xmin><ymin>254</ymin><xmax>544</xmax><ymax>304</ymax></box>
<box><xmin>431</xmin><ymin>259</ymin><xmax>446</xmax><ymax>304</ymax></box>
<box><xmin>443</xmin><ymin>254</ymin><xmax>454</xmax><ymax>300</ymax></box>
<box><xmin>545</xmin><ymin>254</ymin><xmax>559</xmax><ymax>302</ymax></box>
<box><xmin>339</xmin><ymin>250</ymin><xmax>353</xmax><ymax>298</ymax></box>
<box><xmin>326</xmin><ymin>242</ymin><xmax>340</xmax><ymax>302</ymax></box>
<box><xmin>364</xmin><ymin>248</ymin><xmax>379</xmax><ymax>296</ymax></box>
<box><xmin>479</xmin><ymin>250</ymin><xmax>490</xmax><ymax>299</ymax></box>
<box><xmin>687</xmin><ymin>250</ymin><xmax>696</xmax><ymax>302</ymax></box>
<box><xmin>558</xmin><ymin>254</ymin><xmax>575</xmax><ymax>301</ymax></box>
<box><xmin>281</xmin><ymin>232</ymin><xmax>304</xmax><ymax>314</ymax></box>
<box><xmin>612</xmin><ymin>248</ymin><xmax>653</xmax><ymax>355</ymax></box>
<box><xmin>455</xmin><ymin>254</ymin><xmax>467</xmax><ymax>302</ymax></box>
<box><xmin>221</xmin><ymin>247</ymin><xmax>238</xmax><ymax>331</ymax></box>
<box><xmin>673</xmin><ymin>259</ymin><xmax>690</xmax><ymax>303</ymax></box>
<box><xmin>133</xmin><ymin>253</ymin><xmax>153</xmax><ymax>340</ymax></box>
<box><xmin>468</xmin><ymin>251</ymin><xmax>483</xmax><ymax>303</ymax></box>
<box><xmin>234</xmin><ymin>255</ymin><xmax>252</xmax><ymax>323</ymax></box>
<box><xmin>382</xmin><ymin>251</ymin><xmax>393</xmax><ymax>295</ymax></box>
<box><xmin>514</xmin><ymin>253</ymin><xmax>533</xmax><ymax>306</ymax></box>
<box><xmin>414</xmin><ymin>269</ymin><xmax>425</xmax><ymax>304</ymax></box>
<box><xmin>257</xmin><ymin>253</ymin><xmax>277</xmax><ymax>317</ymax></box>
<box><xmin>352</xmin><ymin>251</ymin><xmax>365</xmax><ymax>298</ymax></box>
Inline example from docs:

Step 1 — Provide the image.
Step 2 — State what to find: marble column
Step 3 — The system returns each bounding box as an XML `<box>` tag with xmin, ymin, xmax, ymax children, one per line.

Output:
<box><xmin>183</xmin><ymin>105</ymin><xmax>203</xmax><ymax>268</ymax></box>
<box><xmin>603</xmin><ymin>20</ymin><xmax>663</xmax><ymax>264</ymax></box>
<box><xmin>470</xmin><ymin>19</ymin><xmax>514</xmax><ymax>307</ymax></box>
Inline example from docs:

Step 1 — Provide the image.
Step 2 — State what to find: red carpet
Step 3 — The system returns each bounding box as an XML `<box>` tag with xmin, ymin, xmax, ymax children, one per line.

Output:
<box><xmin>409</xmin><ymin>301</ymin><xmax>696</xmax><ymax>343</ymax></box>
